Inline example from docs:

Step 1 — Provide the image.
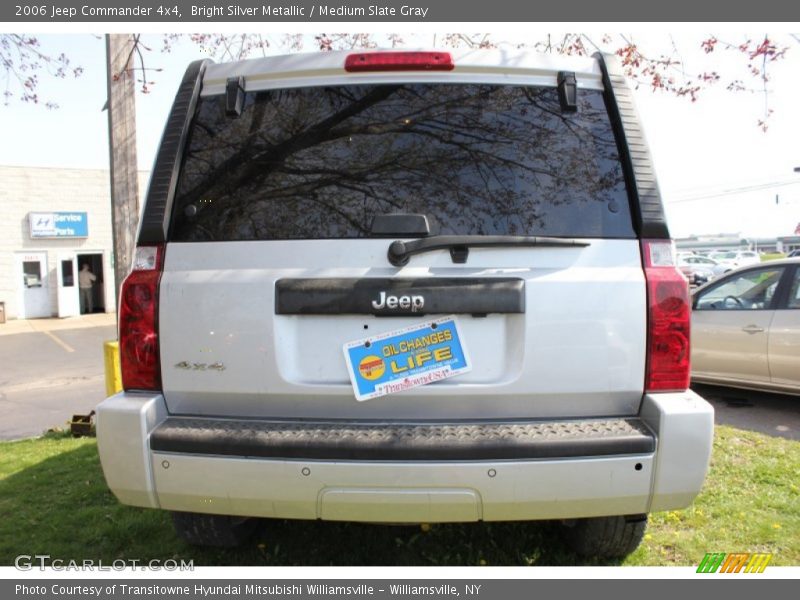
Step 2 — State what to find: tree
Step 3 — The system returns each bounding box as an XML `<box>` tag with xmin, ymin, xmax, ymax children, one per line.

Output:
<box><xmin>0</xmin><ymin>34</ymin><xmax>83</xmax><ymax>108</ymax></box>
<box><xmin>177</xmin><ymin>32</ymin><xmax>798</xmax><ymax>130</ymax></box>
<box><xmin>3</xmin><ymin>32</ymin><xmax>796</xmax><ymax>128</ymax></box>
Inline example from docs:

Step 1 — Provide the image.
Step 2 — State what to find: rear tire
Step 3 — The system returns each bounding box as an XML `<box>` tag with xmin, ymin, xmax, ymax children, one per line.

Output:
<box><xmin>561</xmin><ymin>514</ymin><xmax>647</xmax><ymax>559</ymax></box>
<box><xmin>171</xmin><ymin>511</ymin><xmax>256</xmax><ymax>547</ymax></box>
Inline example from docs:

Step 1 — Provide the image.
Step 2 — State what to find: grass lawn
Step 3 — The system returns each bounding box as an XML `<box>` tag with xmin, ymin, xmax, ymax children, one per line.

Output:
<box><xmin>0</xmin><ymin>426</ymin><xmax>797</xmax><ymax>566</ymax></box>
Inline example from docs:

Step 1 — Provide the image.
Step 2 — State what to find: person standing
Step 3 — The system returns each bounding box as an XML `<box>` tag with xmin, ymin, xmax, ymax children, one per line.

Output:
<box><xmin>79</xmin><ymin>263</ymin><xmax>97</xmax><ymax>314</ymax></box>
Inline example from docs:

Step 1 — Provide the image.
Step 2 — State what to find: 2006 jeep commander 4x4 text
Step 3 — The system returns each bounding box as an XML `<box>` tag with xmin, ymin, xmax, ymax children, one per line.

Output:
<box><xmin>97</xmin><ymin>49</ymin><xmax>713</xmax><ymax>558</ymax></box>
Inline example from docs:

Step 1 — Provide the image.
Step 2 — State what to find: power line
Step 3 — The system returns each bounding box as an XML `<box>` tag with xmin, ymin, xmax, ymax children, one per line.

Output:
<box><xmin>669</xmin><ymin>179</ymin><xmax>800</xmax><ymax>203</ymax></box>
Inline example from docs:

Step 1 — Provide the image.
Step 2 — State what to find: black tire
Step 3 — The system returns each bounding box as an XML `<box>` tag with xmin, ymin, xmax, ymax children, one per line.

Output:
<box><xmin>561</xmin><ymin>514</ymin><xmax>647</xmax><ymax>559</ymax></box>
<box><xmin>171</xmin><ymin>511</ymin><xmax>256</xmax><ymax>547</ymax></box>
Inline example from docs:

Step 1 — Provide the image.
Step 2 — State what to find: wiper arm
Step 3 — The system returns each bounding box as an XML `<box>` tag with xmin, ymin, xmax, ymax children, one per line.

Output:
<box><xmin>387</xmin><ymin>235</ymin><xmax>590</xmax><ymax>266</ymax></box>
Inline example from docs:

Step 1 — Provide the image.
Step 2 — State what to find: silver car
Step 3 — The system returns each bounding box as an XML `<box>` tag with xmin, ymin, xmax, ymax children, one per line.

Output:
<box><xmin>692</xmin><ymin>258</ymin><xmax>800</xmax><ymax>394</ymax></box>
<box><xmin>678</xmin><ymin>255</ymin><xmax>728</xmax><ymax>285</ymax></box>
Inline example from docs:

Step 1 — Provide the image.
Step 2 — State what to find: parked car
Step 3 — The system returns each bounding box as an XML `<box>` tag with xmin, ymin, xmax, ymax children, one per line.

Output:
<box><xmin>678</xmin><ymin>255</ymin><xmax>727</xmax><ymax>285</ymax></box>
<box><xmin>96</xmin><ymin>48</ymin><xmax>714</xmax><ymax>559</ymax></box>
<box><xmin>707</xmin><ymin>250</ymin><xmax>734</xmax><ymax>263</ymax></box>
<box><xmin>788</xmin><ymin>249</ymin><xmax>800</xmax><ymax>258</ymax></box>
<box><xmin>708</xmin><ymin>250</ymin><xmax>761</xmax><ymax>270</ymax></box>
<box><xmin>692</xmin><ymin>258</ymin><xmax>800</xmax><ymax>394</ymax></box>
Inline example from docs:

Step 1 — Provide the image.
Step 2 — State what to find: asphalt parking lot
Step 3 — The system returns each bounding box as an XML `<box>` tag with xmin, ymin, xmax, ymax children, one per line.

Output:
<box><xmin>1</xmin><ymin>315</ymin><xmax>798</xmax><ymax>440</ymax></box>
<box><xmin>692</xmin><ymin>383</ymin><xmax>800</xmax><ymax>441</ymax></box>
<box><xmin>0</xmin><ymin>314</ymin><xmax>115</xmax><ymax>440</ymax></box>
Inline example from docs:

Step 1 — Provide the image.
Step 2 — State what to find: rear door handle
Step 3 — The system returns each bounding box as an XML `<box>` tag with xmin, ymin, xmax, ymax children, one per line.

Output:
<box><xmin>742</xmin><ymin>325</ymin><xmax>765</xmax><ymax>334</ymax></box>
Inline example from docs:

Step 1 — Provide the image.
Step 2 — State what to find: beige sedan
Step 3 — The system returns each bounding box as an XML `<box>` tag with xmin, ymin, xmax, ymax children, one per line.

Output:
<box><xmin>691</xmin><ymin>258</ymin><xmax>800</xmax><ymax>394</ymax></box>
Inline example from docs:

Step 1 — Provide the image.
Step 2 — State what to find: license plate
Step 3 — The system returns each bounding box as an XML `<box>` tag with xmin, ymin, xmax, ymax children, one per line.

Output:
<box><xmin>343</xmin><ymin>316</ymin><xmax>471</xmax><ymax>402</ymax></box>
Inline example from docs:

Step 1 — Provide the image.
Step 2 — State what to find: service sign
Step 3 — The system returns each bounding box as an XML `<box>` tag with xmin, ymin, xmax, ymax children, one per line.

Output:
<box><xmin>29</xmin><ymin>212</ymin><xmax>89</xmax><ymax>238</ymax></box>
<box><xmin>343</xmin><ymin>316</ymin><xmax>471</xmax><ymax>402</ymax></box>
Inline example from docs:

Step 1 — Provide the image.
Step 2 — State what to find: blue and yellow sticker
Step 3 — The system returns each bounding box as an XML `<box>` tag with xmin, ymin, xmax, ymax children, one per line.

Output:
<box><xmin>343</xmin><ymin>316</ymin><xmax>472</xmax><ymax>401</ymax></box>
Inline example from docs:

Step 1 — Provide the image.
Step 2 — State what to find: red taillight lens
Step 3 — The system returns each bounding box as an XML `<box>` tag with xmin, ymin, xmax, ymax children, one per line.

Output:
<box><xmin>119</xmin><ymin>245</ymin><xmax>163</xmax><ymax>391</ymax></box>
<box><xmin>643</xmin><ymin>240</ymin><xmax>691</xmax><ymax>392</ymax></box>
<box><xmin>345</xmin><ymin>51</ymin><xmax>455</xmax><ymax>72</ymax></box>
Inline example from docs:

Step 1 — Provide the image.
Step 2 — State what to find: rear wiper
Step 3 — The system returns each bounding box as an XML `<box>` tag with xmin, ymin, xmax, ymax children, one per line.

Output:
<box><xmin>387</xmin><ymin>235</ymin><xmax>590</xmax><ymax>266</ymax></box>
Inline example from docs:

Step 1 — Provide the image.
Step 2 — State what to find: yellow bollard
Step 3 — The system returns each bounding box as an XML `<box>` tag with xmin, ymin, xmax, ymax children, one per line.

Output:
<box><xmin>104</xmin><ymin>340</ymin><xmax>122</xmax><ymax>396</ymax></box>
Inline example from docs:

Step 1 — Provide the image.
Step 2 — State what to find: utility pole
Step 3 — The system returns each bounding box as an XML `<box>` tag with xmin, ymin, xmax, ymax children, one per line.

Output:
<box><xmin>105</xmin><ymin>34</ymin><xmax>140</xmax><ymax>310</ymax></box>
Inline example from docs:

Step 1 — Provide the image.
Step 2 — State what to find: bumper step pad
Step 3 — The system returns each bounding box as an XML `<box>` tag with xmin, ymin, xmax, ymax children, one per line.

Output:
<box><xmin>150</xmin><ymin>417</ymin><xmax>655</xmax><ymax>461</ymax></box>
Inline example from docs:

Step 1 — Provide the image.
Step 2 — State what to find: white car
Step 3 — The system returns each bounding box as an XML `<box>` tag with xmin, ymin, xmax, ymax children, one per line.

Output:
<box><xmin>96</xmin><ymin>49</ymin><xmax>713</xmax><ymax>559</ymax></box>
<box><xmin>710</xmin><ymin>250</ymin><xmax>761</xmax><ymax>270</ymax></box>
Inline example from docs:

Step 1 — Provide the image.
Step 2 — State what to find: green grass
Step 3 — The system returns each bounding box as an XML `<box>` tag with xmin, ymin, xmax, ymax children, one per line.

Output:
<box><xmin>760</xmin><ymin>253</ymin><xmax>787</xmax><ymax>262</ymax></box>
<box><xmin>0</xmin><ymin>426</ymin><xmax>797</xmax><ymax>566</ymax></box>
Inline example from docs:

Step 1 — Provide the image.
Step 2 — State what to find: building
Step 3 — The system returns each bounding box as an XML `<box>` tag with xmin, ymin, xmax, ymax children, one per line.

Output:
<box><xmin>675</xmin><ymin>234</ymin><xmax>747</xmax><ymax>254</ymax></box>
<box><xmin>0</xmin><ymin>165</ymin><xmax>149</xmax><ymax>321</ymax></box>
<box><xmin>676</xmin><ymin>234</ymin><xmax>800</xmax><ymax>255</ymax></box>
<box><xmin>777</xmin><ymin>235</ymin><xmax>800</xmax><ymax>254</ymax></box>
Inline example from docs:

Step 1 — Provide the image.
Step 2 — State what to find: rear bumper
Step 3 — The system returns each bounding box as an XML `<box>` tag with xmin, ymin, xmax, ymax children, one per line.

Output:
<box><xmin>149</xmin><ymin>416</ymin><xmax>655</xmax><ymax>461</ymax></box>
<box><xmin>96</xmin><ymin>391</ymin><xmax>713</xmax><ymax>522</ymax></box>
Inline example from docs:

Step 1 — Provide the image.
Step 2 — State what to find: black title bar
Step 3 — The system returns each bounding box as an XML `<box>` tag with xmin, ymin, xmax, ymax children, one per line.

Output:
<box><xmin>5</xmin><ymin>0</ymin><xmax>800</xmax><ymax>22</ymax></box>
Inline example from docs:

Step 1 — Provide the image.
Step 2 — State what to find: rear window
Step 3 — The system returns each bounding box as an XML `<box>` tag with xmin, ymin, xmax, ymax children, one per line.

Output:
<box><xmin>169</xmin><ymin>83</ymin><xmax>633</xmax><ymax>241</ymax></box>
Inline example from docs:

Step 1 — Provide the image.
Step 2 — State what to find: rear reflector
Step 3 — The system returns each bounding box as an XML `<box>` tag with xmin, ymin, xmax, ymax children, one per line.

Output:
<box><xmin>345</xmin><ymin>52</ymin><xmax>455</xmax><ymax>72</ymax></box>
<box><xmin>119</xmin><ymin>245</ymin><xmax>163</xmax><ymax>392</ymax></box>
<box><xmin>642</xmin><ymin>240</ymin><xmax>691</xmax><ymax>392</ymax></box>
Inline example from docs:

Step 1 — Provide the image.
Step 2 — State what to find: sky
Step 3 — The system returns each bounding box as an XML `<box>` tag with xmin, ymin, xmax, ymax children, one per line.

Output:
<box><xmin>0</xmin><ymin>30</ymin><xmax>799</xmax><ymax>239</ymax></box>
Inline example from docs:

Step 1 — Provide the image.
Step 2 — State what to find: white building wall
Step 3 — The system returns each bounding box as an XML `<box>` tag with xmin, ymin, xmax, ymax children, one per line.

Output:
<box><xmin>0</xmin><ymin>165</ymin><xmax>150</xmax><ymax>320</ymax></box>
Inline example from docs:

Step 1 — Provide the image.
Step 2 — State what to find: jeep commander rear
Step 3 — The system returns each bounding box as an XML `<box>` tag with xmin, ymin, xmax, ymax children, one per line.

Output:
<box><xmin>96</xmin><ymin>49</ymin><xmax>714</xmax><ymax>558</ymax></box>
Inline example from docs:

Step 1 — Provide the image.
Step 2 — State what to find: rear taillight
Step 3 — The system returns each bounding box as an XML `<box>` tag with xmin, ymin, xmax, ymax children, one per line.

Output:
<box><xmin>119</xmin><ymin>245</ymin><xmax>164</xmax><ymax>391</ymax></box>
<box><xmin>642</xmin><ymin>239</ymin><xmax>691</xmax><ymax>392</ymax></box>
<box><xmin>345</xmin><ymin>51</ymin><xmax>455</xmax><ymax>72</ymax></box>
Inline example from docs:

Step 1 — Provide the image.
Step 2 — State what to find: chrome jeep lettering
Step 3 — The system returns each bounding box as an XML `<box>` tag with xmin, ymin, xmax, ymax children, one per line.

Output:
<box><xmin>371</xmin><ymin>291</ymin><xmax>425</xmax><ymax>312</ymax></box>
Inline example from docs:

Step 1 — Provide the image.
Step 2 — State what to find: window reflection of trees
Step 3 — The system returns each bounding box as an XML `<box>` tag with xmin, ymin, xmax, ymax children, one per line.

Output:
<box><xmin>172</xmin><ymin>84</ymin><xmax>630</xmax><ymax>241</ymax></box>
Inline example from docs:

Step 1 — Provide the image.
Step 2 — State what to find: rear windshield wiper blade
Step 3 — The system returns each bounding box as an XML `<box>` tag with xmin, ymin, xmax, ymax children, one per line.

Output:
<box><xmin>387</xmin><ymin>235</ymin><xmax>591</xmax><ymax>266</ymax></box>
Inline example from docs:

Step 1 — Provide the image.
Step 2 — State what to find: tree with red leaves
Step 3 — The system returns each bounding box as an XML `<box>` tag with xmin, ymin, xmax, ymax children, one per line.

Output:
<box><xmin>0</xmin><ymin>34</ymin><xmax>83</xmax><ymax>108</ymax></box>
<box><xmin>1</xmin><ymin>32</ymin><xmax>795</xmax><ymax>126</ymax></box>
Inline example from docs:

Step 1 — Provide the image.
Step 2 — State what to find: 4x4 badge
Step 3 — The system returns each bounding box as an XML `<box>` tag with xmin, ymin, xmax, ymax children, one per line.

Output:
<box><xmin>371</xmin><ymin>291</ymin><xmax>424</xmax><ymax>312</ymax></box>
<box><xmin>174</xmin><ymin>361</ymin><xmax>226</xmax><ymax>371</ymax></box>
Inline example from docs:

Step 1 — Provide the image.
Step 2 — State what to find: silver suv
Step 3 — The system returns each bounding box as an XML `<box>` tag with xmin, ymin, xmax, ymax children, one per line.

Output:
<box><xmin>97</xmin><ymin>49</ymin><xmax>713</xmax><ymax>559</ymax></box>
